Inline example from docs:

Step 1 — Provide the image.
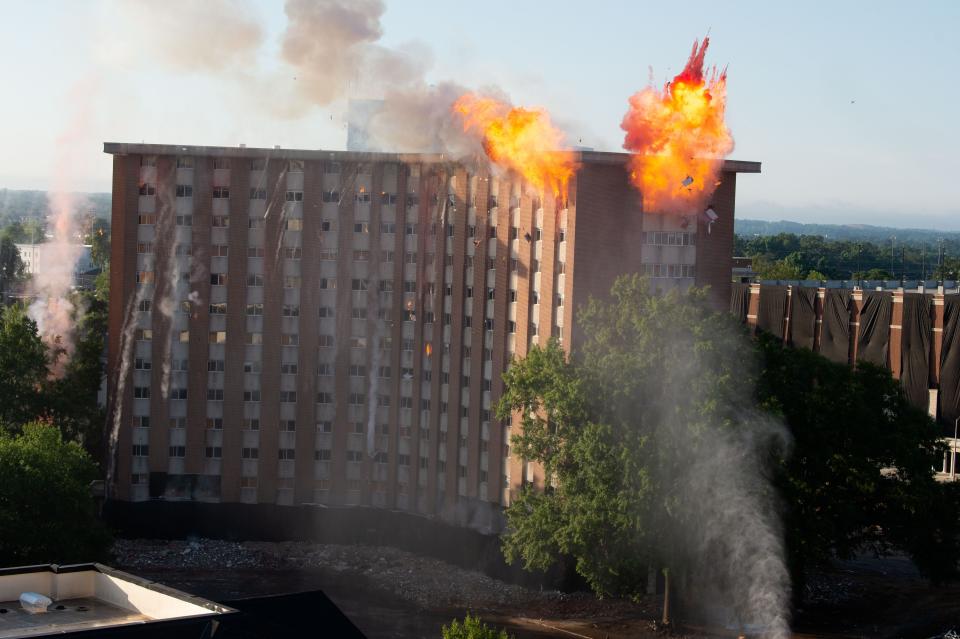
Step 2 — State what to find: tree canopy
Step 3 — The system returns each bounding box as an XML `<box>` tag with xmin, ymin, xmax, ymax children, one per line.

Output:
<box><xmin>0</xmin><ymin>422</ymin><xmax>110</xmax><ymax>564</ymax></box>
<box><xmin>498</xmin><ymin>275</ymin><xmax>960</xmax><ymax>615</ymax></box>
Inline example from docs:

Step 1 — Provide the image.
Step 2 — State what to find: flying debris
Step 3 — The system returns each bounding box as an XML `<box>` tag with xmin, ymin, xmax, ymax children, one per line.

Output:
<box><xmin>621</xmin><ymin>36</ymin><xmax>734</xmax><ymax>214</ymax></box>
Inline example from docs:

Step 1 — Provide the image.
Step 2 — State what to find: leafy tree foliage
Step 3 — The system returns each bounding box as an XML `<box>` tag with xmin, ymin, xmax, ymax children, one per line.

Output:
<box><xmin>499</xmin><ymin>275</ymin><xmax>756</xmax><ymax>598</ymax></box>
<box><xmin>442</xmin><ymin>614</ymin><xmax>512</xmax><ymax>639</ymax></box>
<box><xmin>0</xmin><ymin>235</ymin><xmax>25</xmax><ymax>298</ymax></box>
<box><xmin>758</xmin><ymin>335</ymin><xmax>960</xmax><ymax>584</ymax></box>
<box><xmin>0</xmin><ymin>422</ymin><xmax>111</xmax><ymax>564</ymax></box>
<box><xmin>83</xmin><ymin>217</ymin><xmax>110</xmax><ymax>270</ymax></box>
<box><xmin>498</xmin><ymin>275</ymin><xmax>960</xmax><ymax>603</ymax></box>
<box><xmin>0</xmin><ymin>305</ymin><xmax>49</xmax><ymax>429</ymax></box>
<box><xmin>736</xmin><ymin>232</ymin><xmax>960</xmax><ymax>281</ymax></box>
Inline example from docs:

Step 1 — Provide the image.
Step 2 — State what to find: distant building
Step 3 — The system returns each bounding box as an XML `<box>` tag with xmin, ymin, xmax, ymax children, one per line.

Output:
<box><xmin>104</xmin><ymin>142</ymin><xmax>759</xmax><ymax>528</ymax></box>
<box><xmin>732</xmin><ymin>256</ymin><xmax>755</xmax><ymax>282</ymax></box>
<box><xmin>16</xmin><ymin>242</ymin><xmax>96</xmax><ymax>288</ymax></box>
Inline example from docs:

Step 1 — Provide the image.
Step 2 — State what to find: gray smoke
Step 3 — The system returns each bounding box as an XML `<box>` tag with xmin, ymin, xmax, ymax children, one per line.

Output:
<box><xmin>644</xmin><ymin>287</ymin><xmax>792</xmax><ymax>637</ymax></box>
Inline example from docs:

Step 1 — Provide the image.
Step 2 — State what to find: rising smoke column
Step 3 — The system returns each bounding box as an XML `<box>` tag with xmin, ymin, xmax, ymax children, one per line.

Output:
<box><xmin>453</xmin><ymin>94</ymin><xmax>578</xmax><ymax>198</ymax></box>
<box><xmin>29</xmin><ymin>78</ymin><xmax>99</xmax><ymax>377</ymax></box>
<box><xmin>620</xmin><ymin>37</ymin><xmax>734</xmax><ymax>214</ymax></box>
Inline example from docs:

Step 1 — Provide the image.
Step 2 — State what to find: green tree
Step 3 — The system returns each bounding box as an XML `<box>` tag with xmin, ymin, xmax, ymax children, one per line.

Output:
<box><xmin>753</xmin><ymin>255</ymin><xmax>805</xmax><ymax>280</ymax></box>
<box><xmin>804</xmin><ymin>269</ymin><xmax>828</xmax><ymax>281</ymax></box>
<box><xmin>0</xmin><ymin>235</ymin><xmax>25</xmax><ymax>299</ymax></box>
<box><xmin>84</xmin><ymin>218</ymin><xmax>110</xmax><ymax>270</ymax></box>
<box><xmin>757</xmin><ymin>335</ymin><xmax>960</xmax><ymax>585</ymax></box>
<box><xmin>442</xmin><ymin>614</ymin><xmax>512</xmax><ymax>639</ymax></box>
<box><xmin>0</xmin><ymin>422</ymin><xmax>111</xmax><ymax>564</ymax></box>
<box><xmin>0</xmin><ymin>304</ymin><xmax>48</xmax><ymax>430</ymax></box>
<box><xmin>47</xmin><ymin>283</ymin><xmax>108</xmax><ymax>464</ymax></box>
<box><xmin>499</xmin><ymin>275</ymin><xmax>760</xmax><ymax>599</ymax></box>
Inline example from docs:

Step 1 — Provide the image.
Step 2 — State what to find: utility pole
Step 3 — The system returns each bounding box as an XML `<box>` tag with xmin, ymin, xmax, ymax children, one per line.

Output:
<box><xmin>901</xmin><ymin>247</ymin><xmax>906</xmax><ymax>286</ymax></box>
<box><xmin>890</xmin><ymin>236</ymin><xmax>896</xmax><ymax>279</ymax></box>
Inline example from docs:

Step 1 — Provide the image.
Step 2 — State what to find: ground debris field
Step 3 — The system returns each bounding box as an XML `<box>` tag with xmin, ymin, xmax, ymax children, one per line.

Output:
<box><xmin>113</xmin><ymin>539</ymin><xmax>960</xmax><ymax>639</ymax></box>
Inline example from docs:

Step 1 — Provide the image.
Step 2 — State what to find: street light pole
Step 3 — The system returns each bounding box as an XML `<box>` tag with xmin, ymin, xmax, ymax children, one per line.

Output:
<box><xmin>954</xmin><ymin>417</ymin><xmax>959</xmax><ymax>482</ymax></box>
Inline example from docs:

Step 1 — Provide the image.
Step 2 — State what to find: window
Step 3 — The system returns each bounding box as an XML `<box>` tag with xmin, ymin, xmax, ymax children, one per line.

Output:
<box><xmin>250</xmin><ymin>188</ymin><xmax>267</xmax><ymax>199</ymax></box>
<box><xmin>282</xmin><ymin>304</ymin><xmax>300</xmax><ymax>317</ymax></box>
<box><xmin>351</xmin><ymin>278</ymin><xmax>369</xmax><ymax>291</ymax></box>
<box><xmin>136</xmin><ymin>271</ymin><xmax>154</xmax><ymax>284</ymax></box>
<box><xmin>210</xmin><ymin>273</ymin><xmax>226</xmax><ymax>286</ymax></box>
<box><xmin>246</xmin><ymin>303</ymin><xmax>263</xmax><ymax>316</ymax></box>
<box><xmin>378</xmin><ymin>280</ymin><xmax>393</xmax><ymax>292</ymax></box>
<box><xmin>350</xmin><ymin>336</ymin><xmax>367</xmax><ymax>348</ymax></box>
<box><xmin>319</xmin><ymin>278</ymin><xmax>335</xmax><ymax>290</ymax></box>
<box><xmin>176</xmin><ymin>157</ymin><xmax>194</xmax><ymax>169</ymax></box>
<box><xmin>132</xmin><ymin>473</ymin><xmax>148</xmax><ymax>485</ymax></box>
<box><xmin>380</xmin><ymin>222</ymin><xmax>395</xmax><ymax>234</ymax></box>
<box><xmin>205</xmin><ymin>447</ymin><xmax>222</xmax><ymax>459</ymax></box>
<box><xmin>285</xmin><ymin>190</ymin><xmax>304</xmax><ymax>202</ymax></box>
<box><xmin>285</xmin><ymin>219</ymin><xmax>303</xmax><ymax>231</ymax></box>
<box><xmin>140</xmin><ymin>155</ymin><xmax>157</xmax><ymax>167</ymax></box>
<box><xmin>169</xmin><ymin>446</ymin><xmax>185</xmax><ymax>458</ymax></box>
<box><xmin>137</xmin><ymin>214</ymin><xmax>156</xmax><ymax>225</ymax></box>
<box><xmin>176</xmin><ymin>215</ymin><xmax>192</xmax><ymax>226</ymax></box>
<box><xmin>208</xmin><ymin>359</ymin><xmax>224</xmax><ymax>372</ymax></box>
<box><xmin>213</xmin><ymin>186</ymin><xmax>230</xmax><ymax>199</ymax></box>
<box><xmin>247</xmin><ymin>247</ymin><xmax>265</xmax><ymax>258</ymax></box>
<box><xmin>284</xmin><ymin>276</ymin><xmax>301</xmax><ymax>288</ymax></box>
<box><xmin>209</xmin><ymin>302</ymin><xmax>227</xmax><ymax>314</ymax></box>
<box><xmin>355</xmin><ymin>190</ymin><xmax>371</xmax><ymax>203</ymax></box>
<box><xmin>243</xmin><ymin>390</ymin><xmax>261</xmax><ymax>402</ymax></box>
<box><xmin>284</xmin><ymin>247</ymin><xmax>302</xmax><ymax>259</ymax></box>
<box><xmin>315</xmin><ymin>449</ymin><xmax>332</xmax><ymax>461</ymax></box>
<box><xmin>171</xmin><ymin>388</ymin><xmax>188</xmax><ymax>400</ymax></box>
<box><xmin>406</xmin><ymin>193</ymin><xmax>419</xmax><ymax>206</ymax></box>
<box><xmin>138</xmin><ymin>184</ymin><xmax>156</xmax><ymax>197</ymax></box>
<box><xmin>176</xmin><ymin>184</ymin><xmax>193</xmax><ymax>198</ymax></box>
<box><xmin>136</xmin><ymin>242</ymin><xmax>153</xmax><ymax>254</ymax></box>
<box><xmin>247</xmin><ymin>274</ymin><xmax>264</xmax><ymax>287</ymax></box>
<box><xmin>281</xmin><ymin>334</ymin><xmax>299</xmax><ymax>346</ymax></box>
<box><xmin>207</xmin><ymin>389</ymin><xmax>224</xmax><ymax>401</ymax></box>
<box><xmin>317</xmin><ymin>392</ymin><xmax>333</xmax><ymax>404</ymax></box>
<box><xmin>244</xmin><ymin>418</ymin><xmax>260</xmax><ymax>430</ymax></box>
<box><xmin>248</xmin><ymin>218</ymin><xmax>265</xmax><ymax>229</ymax></box>
<box><xmin>378</xmin><ymin>366</ymin><xmax>391</xmax><ymax>378</ymax></box>
<box><xmin>318</xmin><ymin>306</ymin><xmax>334</xmax><ymax>318</ymax></box>
<box><xmin>377</xmin><ymin>395</ymin><xmax>390</xmax><ymax>407</ymax></box>
<box><xmin>288</xmin><ymin>159</ymin><xmax>304</xmax><ymax>172</ymax></box>
<box><xmin>322</xmin><ymin>190</ymin><xmax>340</xmax><ymax>203</ymax></box>
<box><xmin>349</xmin><ymin>364</ymin><xmax>367</xmax><ymax>377</ymax></box>
<box><xmin>354</xmin><ymin>222</ymin><xmax>369</xmax><ymax>233</ymax></box>
<box><xmin>134</xmin><ymin>357</ymin><xmax>151</xmax><ymax>370</ymax></box>
<box><xmin>318</xmin><ymin>335</ymin><xmax>334</xmax><ymax>348</ymax></box>
<box><xmin>280</xmin><ymin>391</ymin><xmax>297</xmax><ymax>402</ymax></box>
<box><xmin>242</xmin><ymin>447</ymin><xmax>259</xmax><ymax>459</ymax></box>
<box><xmin>281</xmin><ymin>362</ymin><xmax>299</xmax><ymax>374</ymax></box>
<box><xmin>351</xmin><ymin>307</ymin><xmax>367</xmax><ymax>320</ymax></box>
<box><xmin>211</xmin><ymin>244</ymin><xmax>229</xmax><ymax>257</ymax></box>
<box><xmin>348</xmin><ymin>392</ymin><xmax>366</xmax><ymax>406</ymax></box>
<box><xmin>207</xmin><ymin>417</ymin><xmax>223</xmax><ymax>429</ymax></box>
<box><xmin>246</xmin><ymin>332</ymin><xmax>262</xmax><ymax>345</ymax></box>
<box><xmin>243</xmin><ymin>361</ymin><xmax>262</xmax><ymax>373</ymax></box>
<box><xmin>353</xmin><ymin>250</ymin><xmax>369</xmax><ymax>261</ymax></box>
<box><xmin>133</xmin><ymin>386</ymin><xmax>150</xmax><ymax>399</ymax></box>
<box><xmin>250</xmin><ymin>158</ymin><xmax>266</xmax><ymax>170</ymax></box>
<box><xmin>508</xmin><ymin>320</ymin><xmax>517</xmax><ymax>333</ymax></box>
<box><xmin>135</xmin><ymin>328</ymin><xmax>152</xmax><ymax>341</ymax></box>
<box><xmin>399</xmin><ymin>397</ymin><xmax>413</xmax><ymax>409</ymax></box>
<box><xmin>403</xmin><ymin>280</ymin><xmax>416</xmax><ymax>293</ymax></box>
<box><xmin>209</xmin><ymin>331</ymin><xmax>226</xmax><ymax>344</ymax></box>
<box><xmin>325</xmin><ymin>161</ymin><xmax>341</xmax><ymax>174</ymax></box>
<box><xmin>346</xmin><ymin>451</ymin><xmax>363</xmax><ymax>462</ymax></box>
<box><xmin>170</xmin><ymin>417</ymin><xmax>186</xmax><ymax>429</ymax></box>
<box><xmin>317</xmin><ymin>421</ymin><xmax>333</xmax><ymax>433</ymax></box>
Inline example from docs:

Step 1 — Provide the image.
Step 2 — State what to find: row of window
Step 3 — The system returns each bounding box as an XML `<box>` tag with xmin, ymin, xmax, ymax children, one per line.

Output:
<box><xmin>640</xmin><ymin>263</ymin><xmax>697</xmax><ymax>278</ymax></box>
<box><xmin>146</xmin><ymin>157</ymin><xmax>360</xmax><ymax>173</ymax></box>
<box><xmin>642</xmin><ymin>231</ymin><xmax>697</xmax><ymax>247</ymax></box>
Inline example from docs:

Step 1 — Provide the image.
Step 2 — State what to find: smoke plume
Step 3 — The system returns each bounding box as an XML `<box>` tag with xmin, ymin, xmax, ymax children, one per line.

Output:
<box><xmin>28</xmin><ymin>77</ymin><xmax>99</xmax><ymax>376</ymax></box>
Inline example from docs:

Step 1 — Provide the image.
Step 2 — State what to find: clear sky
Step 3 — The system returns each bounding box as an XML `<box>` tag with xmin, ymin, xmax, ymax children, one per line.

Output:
<box><xmin>2</xmin><ymin>0</ymin><xmax>958</xmax><ymax>228</ymax></box>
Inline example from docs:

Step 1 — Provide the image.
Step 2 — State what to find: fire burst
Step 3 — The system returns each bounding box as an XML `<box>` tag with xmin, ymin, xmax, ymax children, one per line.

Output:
<box><xmin>453</xmin><ymin>93</ymin><xmax>577</xmax><ymax>198</ymax></box>
<box><xmin>621</xmin><ymin>37</ymin><xmax>734</xmax><ymax>215</ymax></box>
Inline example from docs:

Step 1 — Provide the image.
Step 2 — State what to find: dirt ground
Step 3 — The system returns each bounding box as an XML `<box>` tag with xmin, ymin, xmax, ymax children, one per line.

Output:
<box><xmin>112</xmin><ymin>539</ymin><xmax>960</xmax><ymax>639</ymax></box>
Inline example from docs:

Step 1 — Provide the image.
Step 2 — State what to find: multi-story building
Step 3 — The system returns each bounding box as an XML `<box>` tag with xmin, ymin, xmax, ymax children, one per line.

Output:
<box><xmin>105</xmin><ymin>143</ymin><xmax>759</xmax><ymax>526</ymax></box>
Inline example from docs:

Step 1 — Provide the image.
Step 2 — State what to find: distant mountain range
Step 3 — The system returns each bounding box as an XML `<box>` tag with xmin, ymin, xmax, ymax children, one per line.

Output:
<box><xmin>0</xmin><ymin>189</ymin><xmax>111</xmax><ymax>222</ymax></box>
<box><xmin>735</xmin><ymin>219</ymin><xmax>960</xmax><ymax>244</ymax></box>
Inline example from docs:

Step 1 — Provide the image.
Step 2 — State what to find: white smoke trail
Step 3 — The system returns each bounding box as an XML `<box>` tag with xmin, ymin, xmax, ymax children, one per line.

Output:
<box><xmin>367</xmin><ymin>320</ymin><xmax>384</xmax><ymax>456</ymax></box>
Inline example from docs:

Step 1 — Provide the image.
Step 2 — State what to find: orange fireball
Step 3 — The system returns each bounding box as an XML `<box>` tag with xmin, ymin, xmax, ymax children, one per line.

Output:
<box><xmin>621</xmin><ymin>37</ymin><xmax>734</xmax><ymax>215</ymax></box>
<box><xmin>453</xmin><ymin>93</ymin><xmax>577</xmax><ymax>198</ymax></box>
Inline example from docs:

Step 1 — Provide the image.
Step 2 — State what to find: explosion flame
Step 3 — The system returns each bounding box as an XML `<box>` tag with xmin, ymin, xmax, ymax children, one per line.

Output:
<box><xmin>621</xmin><ymin>37</ymin><xmax>734</xmax><ymax>214</ymax></box>
<box><xmin>453</xmin><ymin>93</ymin><xmax>577</xmax><ymax>198</ymax></box>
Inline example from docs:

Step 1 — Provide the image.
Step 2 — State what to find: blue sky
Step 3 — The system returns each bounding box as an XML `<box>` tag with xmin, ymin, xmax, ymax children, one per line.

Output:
<box><xmin>2</xmin><ymin>0</ymin><xmax>958</xmax><ymax>228</ymax></box>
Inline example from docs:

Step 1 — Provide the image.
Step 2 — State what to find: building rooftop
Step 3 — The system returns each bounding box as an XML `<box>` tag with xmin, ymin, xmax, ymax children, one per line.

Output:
<box><xmin>0</xmin><ymin>563</ymin><xmax>232</xmax><ymax>637</ymax></box>
<box><xmin>103</xmin><ymin>142</ymin><xmax>761</xmax><ymax>174</ymax></box>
